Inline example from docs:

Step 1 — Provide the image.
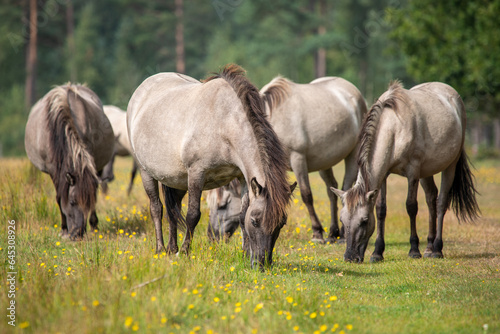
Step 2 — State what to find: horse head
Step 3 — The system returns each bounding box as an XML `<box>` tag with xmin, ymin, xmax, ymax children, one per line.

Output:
<box><xmin>245</xmin><ymin>178</ymin><xmax>296</xmax><ymax>270</ymax></box>
<box><xmin>331</xmin><ymin>187</ymin><xmax>378</xmax><ymax>263</ymax></box>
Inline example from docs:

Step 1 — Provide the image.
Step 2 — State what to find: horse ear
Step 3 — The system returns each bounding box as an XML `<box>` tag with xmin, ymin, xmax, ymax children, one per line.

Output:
<box><xmin>250</xmin><ymin>177</ymin><xmax>263</xmax><ymax>197</ymax></box>
<box><xmin>366</xmin><ymin>189</ymin><xmax>379</xmax><ymax>203</ymax></box>
<box><xmin>66</xmin><ymin>173</ymin><xmax>75</xmax><ymax>186</ymax></box>
<box><xmin>330</xmin><ymin>187</ymin><xmax>345</xmax><ymax>199</ymax></box>
<box><xmin>289</xmin><ymin>182</ymin><xmax>297</xmax><ymax>193</ymax></box>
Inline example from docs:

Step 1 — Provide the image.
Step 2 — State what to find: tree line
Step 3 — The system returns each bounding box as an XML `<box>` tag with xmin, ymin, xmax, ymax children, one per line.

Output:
<box><xmin>1</xmin><ymin>0</ymin><xmax>499</xmax><ymax>157</ymax></box>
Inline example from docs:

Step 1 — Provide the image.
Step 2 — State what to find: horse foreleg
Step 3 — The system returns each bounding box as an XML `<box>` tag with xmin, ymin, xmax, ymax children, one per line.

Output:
<box><xmin>180</xmin><ymin>173</ymin><xmax>204</xmax><ymax>255</ymax></box>
<box><xmin>371</xmin><ymin>177</ymin><xmax>387</xmax><ymax>262</ymax></box>
<box><xmin>290</xmin><ymin>154</ymin><xmax>324</xmax><ymax>243</ymax></box>
<box><xmin>127</xmin><ymin>159</ymin><xmax>138</xmax><ymax>196</ymax></box>
<box><xmin>319</xmin><ymin>168</ymin><xmax>341</xmax><ymax>243</ymax></box>
<box><xmin>141</xmin><ymin>170</ymin><xmax>165</xmax><ymax>254</ymax></box>
<box><xmin>89</xmin><ymin>210</ymin><xmax>98</xmax><ymax>231</ymax></box>
<box><xmin>342</xmin><ymin>149</ymin><xmax>358</xmax><ymax>190</ymax></box>
<box><xmin>420</xmin><ymin>176</ymin><xmax>438</xmax><ymax>257</ymax></box>
<box><xmin>57</xmin><ymin>196</ymin><xmax>69</xmax><ymax>239</ymax></box>
<box><xmin>100</xmin><ymin>152</ymin><xmax>116</xmax><ymax>194</ymax></box>
<box><xmin>407</xmin><ymin>177</ymin><xmax>421</xmax><ymax>258</ymax></box>
<box><xmin>239</xmin><ymin>183</ymin><xmax>250</xmax><ymax>257</ymax></box>
<box><xmin>433</xmin><ymin>165</ymin><xmax>457</xmax><ymax>258</ymax></box>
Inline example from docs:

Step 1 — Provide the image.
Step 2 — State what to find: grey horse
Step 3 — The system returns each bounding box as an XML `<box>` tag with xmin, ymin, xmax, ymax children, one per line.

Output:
<box><xmin>331</xmin><ymin>81</ymin><xmax>480</xmax><ymax>262</ymax></box>
<box><xmin>25</xmin><ymin>84</ymin><xmax>114</xmax><ymax>239</ymax></box>
<box><xmin>100</xmin><ymin>105</ymin><xmax>138</xmax><ymax>195</ymax></box>
<box><xmin>127</xmin><ymin>64</ymin><xmax>295</xmax><ymax>269</ymax></box>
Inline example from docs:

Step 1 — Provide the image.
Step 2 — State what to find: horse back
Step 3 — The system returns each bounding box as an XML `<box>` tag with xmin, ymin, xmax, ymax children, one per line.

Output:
<box><xmin>269</xmin><ymin>77</ymin><xmax>365</xmax><ymax>171</ymax></box>
<box><xmin>128</xmin><ymin>73</ymin><xmax>250</xmax><ymax>188</ymax></box>
<box><xmin>387</xmin><ymin>82</ymin><xmax>465</xmax><ymax>177</ymax></box>
<box><xmin>67</xmin><ymin>86</ymin><xmax>114</xmax><ymax>171</ymax></box>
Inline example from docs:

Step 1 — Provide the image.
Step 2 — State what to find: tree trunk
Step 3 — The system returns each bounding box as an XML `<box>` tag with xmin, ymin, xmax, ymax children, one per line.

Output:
<box><xmin>470</xmin><ymin>119</ymin><xmax>485</xmax><ymax>157</ymax></box>
<box><xmin>66</xmin><ymin>0</ymin><xmax>76</xmax><ymax>82</ymax></box>
<box><xmin>175</xmin><ymin>0</ymin><xmax>185</xmax><ymax>74</ymax></box>
<box><xmin>25</xmin><ymin>0</ymin><xmax>37</xmax><ymax>111</ymax></box>
<box><xmin>315</xmin><ymin>0</ymin><xmax>326</xmax><ymax>78</ymax></box>
<box><xmin>493</xmin><ymin>117</ymin><xmax>500</xmax><ymax>150</ymax></box>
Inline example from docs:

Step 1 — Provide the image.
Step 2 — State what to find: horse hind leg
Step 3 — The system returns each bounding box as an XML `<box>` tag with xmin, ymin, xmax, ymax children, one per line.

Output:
<box><xmin>162</xmin><ymin>185</ymin><xmax>186</xmax><ymax>255</ymax></box>
<box><xmin>420</xmin><ymin>176</ymin><xmax>438</xmax><ymax>257</ymax></box>
<box><xmin>179</xmin><ymin>172</ymin><xmax>204</xmax><ymax>255</ymax></box>
<box><xmin>127</xmin><ymin>159</ymin><xmax>138</xmax><ymax>196</ymax></box>
<box><xmin>319</xmin><ymin>168</ymin><xmax>342</xmax><ymax>243</ymax></box>
<box><xmin>141</xmin><ymin>170</ymin><xmax>166</xmax><ymax>254</ymax></box>
<box><xmin>290</xmin><ymin>154</ymin><xmax>324</xmax><ymax>243</ymax></box>
<box><xmin>433</xmin><ymin>164</ymin><xmax>457</xmax><ymax>258</ymax></box>
<box><xmin>407</xmin><ymin>177</ymin><xmax>422</xmax><ymax>259</ymax></box>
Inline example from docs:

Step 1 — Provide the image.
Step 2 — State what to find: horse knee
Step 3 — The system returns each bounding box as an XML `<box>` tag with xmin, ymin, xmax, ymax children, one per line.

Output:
<box><xmin>406</xmin><ymin>200</ymin><xmax>418</xmax><ymax>217</ymax></box>
<box><xmin>300</xmin><ymin>189</ymin><xmax>313</xmax><ymax>206</ymax></box>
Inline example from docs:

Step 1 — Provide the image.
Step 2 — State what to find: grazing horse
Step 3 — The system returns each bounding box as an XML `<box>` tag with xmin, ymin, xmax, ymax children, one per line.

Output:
<box><xmin>206</xmin><ymin>179</ymin><xmax>242</xmax><ymax>242</ymax></box>
<box><xmin>25</xmin><ymin>84</ymin><xmax>114</xmax><ymax>239</ymax></box>
<box><xmin>260</xmin><ymin>76</ymin><xmax>367</xmax><ymax>243</ymax></box>
<box><xmin>127</xmin><ymin>64</ymin><xmax>295</xmax><ymax>268</ymax></box>
<box><xmin>331</xmin><ymin>81</ymin><xmax>480</xmax><ymax>262</ymax></box>
<box><xmin>101</xmin><ymin>105</ymin><xmax>138</xmax><ymax>195</ymax></box>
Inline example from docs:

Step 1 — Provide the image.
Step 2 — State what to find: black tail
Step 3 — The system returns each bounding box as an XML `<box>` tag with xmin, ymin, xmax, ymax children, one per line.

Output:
<box><xmin>161</xmin><ymin>184</ymin><xmax>186</xmax><ymax>230</ymax></box>
<box><xmin>449</xmin><ymin>150</ymin><xmax>481</xmax><ymax>223</ymax></box>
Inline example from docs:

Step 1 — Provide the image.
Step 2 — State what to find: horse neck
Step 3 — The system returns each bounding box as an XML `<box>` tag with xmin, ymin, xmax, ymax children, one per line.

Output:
<box><xmin>357</xmin><ymin>128</ymin><xmax>395</xmax><ymax>192</ymax></box>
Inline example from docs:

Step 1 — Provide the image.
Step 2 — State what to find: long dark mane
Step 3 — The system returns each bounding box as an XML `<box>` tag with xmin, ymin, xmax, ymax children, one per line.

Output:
<box><xmin>261</xmin><ymin>76</ymin><xmax>291</xmax><ymax>115</ymax></box>
<box><xmin>205</xmin><ymin>64</ymin><xmax>292</xmax><ymax>232</ymax></box>
<box><xmin>345</xmin><ymin>80</ymin><xmax>407</xmax><ymax>212</ymax></box>
<box><xmin>46</xmin><ymin>84</ymin><xmax>99</xmax><ymax>213</ymax></box>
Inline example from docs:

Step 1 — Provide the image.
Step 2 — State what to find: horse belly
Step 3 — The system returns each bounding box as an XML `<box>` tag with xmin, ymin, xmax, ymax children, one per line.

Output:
<box><xmin>304</xmin><ymin>120</ymin><xmax>358</xmax><ymax>172</ymax></box>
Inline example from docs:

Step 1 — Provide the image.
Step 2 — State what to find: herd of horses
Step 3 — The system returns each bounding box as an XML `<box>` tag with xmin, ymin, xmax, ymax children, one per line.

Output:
<box><xmin>24</xmin><ymin>64</ymin><xmax>480</xmax><ymax>269</ymax></box>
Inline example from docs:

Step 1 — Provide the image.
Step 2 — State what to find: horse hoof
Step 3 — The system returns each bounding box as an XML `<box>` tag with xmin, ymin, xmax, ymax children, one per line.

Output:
<box><xmin>370</xmin><ymin>255</ymin><xmax>384</xmax><ymax>263</ymax></box>
<box><xmin>431</xmin><ymin>252</ymin><xmax>443</xmax><ymax>258</ymax></box>
<box><xmin>409</xmin><ymin>252</ymin><xmax>422</xmax><ymax>259</ymax></box>
<box><xmin>311</xmin><ymin>238</ymin><xmax>326</xmax><ymax>244</ymax></box>
<box><xmin>423</xmin><ymin>250</ymin><xmax>433</xmax><ymax>258</ymax></box>
<box><xmin>325</xmin><ymin>237</ymin><xmax>336</xmax><ymax>244</ymax></box>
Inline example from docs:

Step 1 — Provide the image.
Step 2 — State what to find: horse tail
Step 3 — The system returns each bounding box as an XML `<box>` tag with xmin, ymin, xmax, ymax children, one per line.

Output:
<box><xmin>161</xmin><ymin>184</ymin><xmax>186</xmax><ymax>230</ymax></box>
<box><xmin>448</xmin><ymin>150</ymin><xmax>481</xmax><ymax>223</ymax></box>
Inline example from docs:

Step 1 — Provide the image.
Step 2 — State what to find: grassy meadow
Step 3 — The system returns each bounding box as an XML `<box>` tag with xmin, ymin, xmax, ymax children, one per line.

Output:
<box><xmin>1</xmin><ymin>157</ymin><xmax>499</xmax><ymax>334</ymax></box>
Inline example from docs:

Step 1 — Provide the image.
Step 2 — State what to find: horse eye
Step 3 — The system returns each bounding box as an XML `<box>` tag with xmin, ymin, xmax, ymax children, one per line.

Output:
<box><xmin>361</xmin><ymin>217</ymin><xmax>369</xmax><ymax>224</ymax></box>
<box><xmin>219</xmin><ymin>203</ymin><xmax>228</xmax><ymax>210</ymax></box>
<box><xmin>251</xmin><ymin>218</ymin><xmax>258</xmax><ymax>228</ymax></box>
<box><xmin>70</xmin><ymin>200</ymin><xmax>77</xmax><ymax>206</ymax></box>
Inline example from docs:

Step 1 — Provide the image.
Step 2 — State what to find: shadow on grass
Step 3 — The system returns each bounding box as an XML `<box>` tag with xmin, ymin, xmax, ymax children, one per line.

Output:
<box><xmin>273</xmin><ymin>260</ymin><xmax>383</xmax><ymax>277</ymax></box>
<box><xmin>446</xmin><ymin>252</ymin><xmax>497</xmax><ymax>259</ymax></box>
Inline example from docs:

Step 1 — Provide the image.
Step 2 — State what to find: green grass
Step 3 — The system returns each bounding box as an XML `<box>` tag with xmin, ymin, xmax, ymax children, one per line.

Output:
<box><xmin>1</xmin><ymin>157</ymin><xmax>499</xmax><ymax>334</ymax></box>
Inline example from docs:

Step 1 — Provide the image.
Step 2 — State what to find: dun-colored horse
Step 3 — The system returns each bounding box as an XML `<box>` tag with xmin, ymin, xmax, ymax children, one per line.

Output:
<box><xmin>206</xmin><ymin>179</ymin><xmax>242</xmax><ymax>242</ymax></box>
<box><xmin>25</xmin><ymin>84</ymin><xmax>114</xmax><ymax>239</ymax></box>
<box><xmin>127</xmin><ymin>65</ymin><xmax>295</xmax><ymax>268</ymax></box>
<box><xmin>260</xmin><ymin>76</ymin><xmax>366</xmax><ymax>243</ymax></box>
<box><xmin>331</xmin><ymin>81</ymin><xmax>480</xmax><ymax>262</ymax></box>
<box><xmin>101</xmin><ymin>105</ymin><xmax>138</xmax><ymax>195</ymax></box>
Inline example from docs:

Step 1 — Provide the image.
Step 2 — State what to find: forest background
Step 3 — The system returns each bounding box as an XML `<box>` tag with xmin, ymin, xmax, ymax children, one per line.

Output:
<box><xmin>1</xmin><ymin>0</ymin><xmax>499</xmax><ymax>157</ymax></box>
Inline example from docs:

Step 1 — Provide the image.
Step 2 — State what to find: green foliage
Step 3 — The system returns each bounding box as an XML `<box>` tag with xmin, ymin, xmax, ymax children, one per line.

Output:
<box><xmin>387</xmin><ymin>0</ymin><xmax>500</xmax><ymax>114</ymax></box>
<box><xmin>0</xmin><ymin>85</ymin><xmax>27</xmax><ymax>156</ymax></box>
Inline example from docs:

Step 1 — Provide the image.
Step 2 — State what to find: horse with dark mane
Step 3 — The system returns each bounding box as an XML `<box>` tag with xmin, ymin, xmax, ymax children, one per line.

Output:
<box><xmin>331</xmin><ymin>81</ymin><xmax>480</xmax><ymax>262</ymax></box>
<box><xmin>260</xmin><ymin>76</ymin><xmax>367</xmax><ymax>243</ymax></box>
<box><xmin>25</xmin><ymin>84</ymin><xmax>114</xmax><ymax>239</ymax></box>
<box><xmin>127</xmin><ymin>64</ymin><xmax>296</xmax><ymax>269</ymax></box>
